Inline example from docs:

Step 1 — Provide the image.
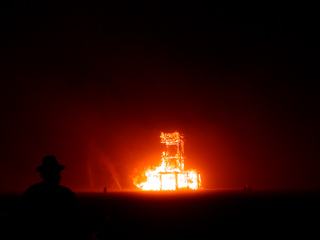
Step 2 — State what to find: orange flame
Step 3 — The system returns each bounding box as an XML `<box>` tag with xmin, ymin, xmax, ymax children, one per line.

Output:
<box><xmin>133</xmin><ymin>132</ymin><xmax>201</xmax><ymax>190</ymax></box>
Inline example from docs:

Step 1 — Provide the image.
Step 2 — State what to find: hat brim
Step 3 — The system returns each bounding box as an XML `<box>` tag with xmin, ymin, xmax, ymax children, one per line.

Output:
<box><xmin>36</xmin><ymin>165</ymin><xmax>66</xmax><ymax>173</ymax></box>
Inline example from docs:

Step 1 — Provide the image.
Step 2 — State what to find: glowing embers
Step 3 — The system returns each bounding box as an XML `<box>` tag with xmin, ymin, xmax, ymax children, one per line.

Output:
<box><xmin>133</xmin><ymin>132</ymin><xmax>201</xmax><ymax>190</ymax></box>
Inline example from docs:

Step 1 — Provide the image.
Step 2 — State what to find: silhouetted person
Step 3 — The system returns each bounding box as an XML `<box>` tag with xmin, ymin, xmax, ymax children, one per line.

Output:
<box><xmin>20</xmin><ymin>156</ymin><xmax>78</xmax><ymax>240</ymax></box>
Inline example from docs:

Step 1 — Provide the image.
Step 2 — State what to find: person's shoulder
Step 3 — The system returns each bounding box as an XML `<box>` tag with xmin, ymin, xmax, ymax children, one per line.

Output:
<box><xmin>27</xmin><ymin>182</ymin><xmax>44</xmax><ymax>189</ymax></box>
<box><xmin>57</xmin><ymin>185</ymin><xmax>77</xmax><ymax>198</ymax></box>
<box><xmin>23</xmin><ymin>182</ymin><xmax>45</xmax><ymax>195</ymax></box>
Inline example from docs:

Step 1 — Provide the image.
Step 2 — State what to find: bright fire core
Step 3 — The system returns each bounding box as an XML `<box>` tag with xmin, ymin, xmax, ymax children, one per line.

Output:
<box><xmin>133</xmin><ymin>132</ymin><xmax>201</xmax><ymax>190</ymax></box>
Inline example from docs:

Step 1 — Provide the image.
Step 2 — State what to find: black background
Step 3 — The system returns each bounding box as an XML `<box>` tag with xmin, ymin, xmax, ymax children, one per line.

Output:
<box><xmin>1</xmin><ymin>2</ymin><xmax>319</xmax><ymax>192</ymax></box>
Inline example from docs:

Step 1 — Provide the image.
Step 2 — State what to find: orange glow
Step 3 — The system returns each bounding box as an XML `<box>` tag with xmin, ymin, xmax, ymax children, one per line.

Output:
<box><xmin>133</xmin><ymin>132</ymin><xmax>201</xmax><ymax>190</ymax></box>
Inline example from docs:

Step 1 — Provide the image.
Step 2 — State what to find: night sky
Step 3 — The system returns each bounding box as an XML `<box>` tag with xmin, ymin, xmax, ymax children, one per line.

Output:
<box><xmin>1</xmin><ymin>2</ymin><xmax>319</xmax><ymax>192</ymax></box>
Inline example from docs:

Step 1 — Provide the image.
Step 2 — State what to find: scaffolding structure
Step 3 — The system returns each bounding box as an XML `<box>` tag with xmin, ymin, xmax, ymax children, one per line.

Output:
<box><xmin>159</xmin><ymin>131</ymin><xmax>200</xmax><ymax>190</ymax></box>
<box><xmin>160</xmin><ymin>131</ymin><xmax>185</xmax><ymax>172</ymax></box>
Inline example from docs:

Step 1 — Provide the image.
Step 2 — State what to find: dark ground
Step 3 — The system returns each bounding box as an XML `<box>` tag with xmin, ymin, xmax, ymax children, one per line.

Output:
<box><xmin>1</xmin><ymin>190</ymin><xmax>319</xmax><ymax>239</ymax></box>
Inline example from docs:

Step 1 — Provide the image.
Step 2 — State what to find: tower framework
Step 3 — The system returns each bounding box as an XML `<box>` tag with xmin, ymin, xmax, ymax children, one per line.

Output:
<box><xmin>159</xmin><ymin>131</ymin><xmax>200</xmax><ymax>190</ymax></box>
<box><xmin>160</xmin><ymin>131</ymin><xmax>185</xmax><ymax>172</ymax></box>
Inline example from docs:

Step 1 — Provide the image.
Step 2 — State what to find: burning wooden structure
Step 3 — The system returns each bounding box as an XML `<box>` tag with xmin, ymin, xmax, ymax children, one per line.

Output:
<box><xmin>133</xmin><ymin>132</ymin><xmax>201</xmax><ymax>190</ymax></box>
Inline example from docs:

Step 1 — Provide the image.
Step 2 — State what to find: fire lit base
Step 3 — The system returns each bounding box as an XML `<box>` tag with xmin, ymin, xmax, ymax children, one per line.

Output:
<box><xmin>157</xmin><ymin>171</ymin><xmax>200</xmax><ymax>191</ymax></box>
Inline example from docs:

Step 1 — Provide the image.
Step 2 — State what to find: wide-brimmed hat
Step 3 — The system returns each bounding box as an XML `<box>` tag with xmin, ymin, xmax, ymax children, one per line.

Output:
<box><xmin>36</xmin><ymin>155</ymin><xmax>66</xmax><ymax>173</ymax></box>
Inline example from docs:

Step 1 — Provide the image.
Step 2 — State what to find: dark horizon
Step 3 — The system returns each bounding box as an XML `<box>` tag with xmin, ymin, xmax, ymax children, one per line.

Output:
<box><xmin>1</xmin><ymin>2</ymin><xmax>319</xmax><ymax>193</ymax></box>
